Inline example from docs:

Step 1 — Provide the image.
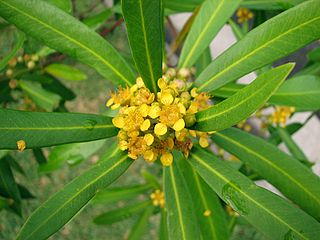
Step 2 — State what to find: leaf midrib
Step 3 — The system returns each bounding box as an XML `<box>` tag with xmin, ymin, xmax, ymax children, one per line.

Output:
<box><xmin>0</xmin><ymin>1</ymin><xmax>132</xmax><ymax>86</ymax></box>
<box><xmin>169</xmin><ymin>166</ymin><xmax>187</xmax><ymax>240</ymax></box>
<box><xmin>0</xmin><ymin>125</ymin><xmax>114</xmax><ymax>131</ymax></box>
<box><xmin>20</xmin><ymin>155</ymin><xmax>128</xmax><ymax>240</ymax></box>
<box><xmin>215</xmin><ymin>132</ymin><xmax>320</xmax><ymax>206</ymax></box>
<box><xmin>181</xmin><ymin>0</ymin><xmax>225</xmax><ymax>67</ymax></box>
<box><xmin>198</xmin><ymin>15</ymin><xmax>320</xmax><ymax>91</ymax></box>
<box><xmin>191</xmin><ymin>152</ymin><xmax>307</xmax><ymax>240</ymax></box>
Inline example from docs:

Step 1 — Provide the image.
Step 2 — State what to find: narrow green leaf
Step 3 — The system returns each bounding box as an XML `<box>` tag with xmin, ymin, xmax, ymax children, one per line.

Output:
<box><xmin>19</xmin><ymin>80</ymin><xmax>62</xmax><ymax>112</ymax></box>
<box><xmin>122</xmin><ymin>0</ymin><xmax>163</xmax><ymax>93</ymax></box>
<box><xmin>228</xmin><ymin>19</ymin><xmax>245</xmax><ymax>41</ymax></box>
<box><xmin>268</xmin><ymin>123</ymin><xmax>303</xmax><ymax>145</ymax></box>
<box><xmin>179</xmin><ymin>0</ymin><xmax>241</xmax><ymax>68</ymax></box>
<box><xmin>45</xmin><ymin>64</ymin><xmax>87</xmax><ymax>81</ymax></box>
<box><xmin>159</xmin><ymin>208</ymin><xmax>168</xmax><ymax>240</ymax></box>
<box><xmin>212</xmin><ymin>128</ymin><xmax>320</xmax><ymax>221</ymax></box>
<box><xmin>32</xmin><ymin>149</ymin><xmax>47</xmax><ymax>165</ymax></box>
<box><xmin>83</xmin><ymin>9</ymin><xmax>113</xmax><ymax>30</ymax></box>
<box><xmin>163</xmin><ymin>152</ymin><xmax>200</xmax><ymax>240</ymax></box>
<box><xmin>241</xmin><ymin>0</ymin><xmax>304</xmax><ymax>10</ymax></box>
<box><xmin>190</xmin><ymin>147</ymin><xmax>320</xmax><ymax>240</ymax></box>
<box><xmin>0</xmin><ymin>109</ymin><xmax>117</xmax><ymax>149</ymax></box>
<box><xmin>93</xmin><ymin>200</ymin><xmax>151</xmax><ymax>225</ymax></box>
<box><xmin>39</xmin><ymin>140</ymin><xmax>106</xmax><ymax>174</ymax></box>
<box><xmin>0</xmin><ymin>0</ymin><xmax>135</xmax><ymax>86</ymax></box>
<box><xmin>46</xmin><ymin>0</ymin><xmax>72</xmax><ymax>13</ymax></box>
<box><xmin>176</xmin><ymin>157</ymin><xmax>229</xmax><ymax>240</ymax></box>
<box><xmin>92</xmin><ymin>184</ymin><xmax>152</xmax><ymax>205</ymax></box>
<box><xmin>17</xmin><ymin>152</ymin><xmax>131</xmax><ymax>240</ymax></box>
<box><xmin>194</xmin><ymin>64</ymin><xmax>294</xmax><ymax>132</ymax></box>
<box><xmin>0</xmin><ymin>30</ymin><xmax>24</xmax><ymax>71</ymax></box>
<box><xmin>195</xmin><ymin>0</ymin><xmax>320</xmax><ymax>92</ymax></box>
<box><xmin>276</xmin><ymin>126</ymin><xmax>308</xmax><ymax>161</ymax></box>
<box><xmin>164</xmin><ymin>0</ymin><xmax>202</xmax><ymax>12</ymax></box>
<box><xmin>128</xmin><ymin>205</ymin><xmax>154</xmax><ymax>240</ymax></box>
<box><xmin>194</xmin><ymin>47</ymin><xmax>211</xmax><ymax>77</ymax></box>
<box><xmin>308</xmin><ymin>47</ymin><xmax>320</xmax><ymax>62</ymax></box>
<box><xmin>214</xmin><ymin>75</ymin><xmax>320</xmax><ymax>111</ymax></box>
<box><xmin>296</xmin><ymin>62</ymin><xmax>320</xmax><ymax>76</ymax></box>
<box><xmin>0</xmin><ymin>196</ymin><xmax>9</xmax><ymax>211</ymax></box>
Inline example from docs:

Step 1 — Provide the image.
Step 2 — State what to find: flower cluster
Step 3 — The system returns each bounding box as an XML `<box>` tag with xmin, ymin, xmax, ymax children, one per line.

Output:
<box><xmin>236</xmin><ymin>8</ymin><xmax>254</xmax><ymax>24</ymax></box>
<box><xmin>107</xmin><ymin>68</ymin><xmax>211</xmax><ymax>166</ymax></box>
<box><xmin>150</xmin><ymin>189</ymin><xmax>165</xmax><ymax>208</ymax></box>
<box><xmin>270</xmin><ymin>106</ymin><xmax>295</xmax><ymax>126</ymax></box>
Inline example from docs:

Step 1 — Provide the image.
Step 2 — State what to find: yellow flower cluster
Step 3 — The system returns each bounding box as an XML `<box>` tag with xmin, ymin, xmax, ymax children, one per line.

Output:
<box><xmin>236</xmin><ymin>8</ymin><xmax>254</xmax><ymax>24</ymax></box>
<box><xmin>107</xmin><ymin>68</ymin><xmax>211</xmax><ymax>166</ymax></box>
<box><xmin>270</xmin><ymin>106</ymin><xmax>295</xmax><ymax>126</ymax></box>
<box><xmin>150</xmin><ymin>189</ymin><xmax>165</xmax><ymax>208</ymax></box>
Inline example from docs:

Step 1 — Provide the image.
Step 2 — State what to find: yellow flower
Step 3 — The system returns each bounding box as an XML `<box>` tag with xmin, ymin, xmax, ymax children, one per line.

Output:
<box><xmin>160</xmin><ymin>152</ymin><xmax>173</xmax><ymax>166</ymax></box>
<box><xmin>17</xmin><ymin>140</ymin><xmax>26</xmax><ymax>152</ymax></box>
<box><xmin>150</xmin><ymin>190</ymin><xmax>165</xmax><ymax>208</ymax></box>
<box><xmin>154</xmin><ymin>123</ymin><xmax>167</xmax><ymax>136</ymax></box>
<box><xmin>236</xmin><ymin>8</ymin><xmax>254</xmax><ymax>24</ymax></box>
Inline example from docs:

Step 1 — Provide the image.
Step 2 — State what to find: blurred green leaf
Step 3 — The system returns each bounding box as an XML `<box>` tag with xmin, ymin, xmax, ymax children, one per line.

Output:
<box><xmin>190</xmin><ymin>147</ymin><xmax>320</xmax><ymax>240</ymax></box>
<box><xmin>195</xmin><ymin>0</ymin><xmax>320</xmax><ymax>92</ymax></box>
<box><xmin>296</xmin><ymin>62</ymin><xmax>320</xmax><ymax>76</ymax></box>
<box><xmin>228</xmin><ymin>19</ymin><xmax>244</xmax><ymax>41</ymax></box>
<box><xmin>179</xmin><ymin>0</ymin><xmax>241</xmax><ymax>68</ymax></box>
<box><xmin>0</xmin><ymin>109</ymin><xmax>117</xmax><ymax>149</ymax></box>
<box><xmin>17</xmin><ymin>152</ymin><xmax>131</xmax><ymax>240</ymax></box>
<box><xmin>45</xmin><ymin>64</ymin><xmax>87</xmax><ymax>81</ymax></box>
<box><xmin>164</xmin><ymin>0</ymin><xmax>202</xmax><ymax>12</ymax></box>
<box><xmin>268</xmin><ymin>123</ymin><xmax>303</xmax><ymax>145</ymax></box>
<box><xmin>194</xmin><ymin>64</ymin><xmax>293</xmax><ymax>132</ymax></box>
<box><xmin>19</xmin><ymin>80</ymin><xmax>62</xmax><ymax>111</ymax></box>
<box><xmin>92</xmin><ymin>184</ymin><xmax>152</xmax><ymax>205</ymax></box>
<box><xmin>128</xmin><ymin>205</ymin><xmax>154</xmax><ymax>240</ymax></box>
<box><xmin>93</xmin><ymin>200</ymin><xmax>151</xmax><ymax>225</ymax></box>
<box><xmin>241</xmin><ymin>0</ymin><xmax>304</xmax><ymax>10</ymax></box>
<box><xmin>122</xmin><ymin>0</ymin><xmax>163</xmax><ymax>93</ymax></box>
<box><xmin>212</xmin><ymin>128</ymin><xmax>320</xmax><ymax>221</ymax></box>
<box><xmin>39</xmin><ymin>139</ymin><xmax>106</xmax><ymax>174</ymax></box>
<box><xmin>141</xmin><ymin>169</ymin><xmax>161</xmax><ymax>189</ymax></box>
<box><xmin>83</xmin><ymin>9</ymin><xmax>113</xmax><ymax>30</ymax></box>
<box><xmin>0</xmin><ymin>0</ymin><xmax>135</xmax><ymax>86</ymax></box>
<box><xmin>0</xmin><ymin>196</ymin><xmax>9</xmax><ymax>211</ymax></box>
<box><xmin>32</xmin><ymin>149</ymin><xmax>47</xmax><ymax>165</ymax></box>
<box><xmin>308</xmin><ymin>47</ymin><xmax>320</xmax><ymax>62</ymax></box>
<box><xmin>46</xmin><ymin>0</ymin><xmax>72</xmax><ymax>13</ymax></box>
<box><xmin>163</xmin><ymin>152</ymin><xmax>200</xmax><ymax>240</ymax></box>
<box><xmin>159</xmin><ymin>208</ymin><xmax>168</xmax><ymax>240</ymax></box>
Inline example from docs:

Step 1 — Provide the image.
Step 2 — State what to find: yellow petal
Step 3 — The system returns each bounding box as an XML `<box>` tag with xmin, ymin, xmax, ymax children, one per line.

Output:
<box><xmin>136</xmin><ymin>77</ymin><xmax>144</xmax><ymax>88</ymax></box>
<box><xmin>189</xmin><ymin>130</ymin><xmax>197</xmax><ymax>137</ymax></box>
<box><xmin>154</xmin><ymin>123</ymin><xmax>167</xmax><ymax>136</ymax></box>
<box><xmin>178</xmin><ymin>103</ymin><xmax>186</xmax><ymax>114</ymax></box>
<box><xmin>149</xmin><ymin>104</ymin><xmax>161</xmax><ymax>119</ymax></box>
<box><xmin>144</xmin><ymin>150</ymin><xmax>155</xmax><ymax>162</ymax></box>
<box><xmin>199</xmin><ymin>137</ymin><xmax>209</xmax><ymax>148</ymax></box>
<box><xmin>140</xmin><ymin>119</ymin><xmax>151</xmax><ymax>131</ymax></box>
<box><xmin>172</xmin><ymin>119</ymin><xmax>185</xmax><ymax>131</ymax></box>
<box><xmin>111</xmin><ymin>103</ymin><xmax>120</xmax><ymax>110</ymax></box>
<box><xmin>157</xmin><ymin>78</ymin><xmax>167</xmax><ymax>89</ymax></box>
<box><xmin>106</xmin><ymin>98</ymin><xmax>114</xmax><ymax>107</ymax></box>
<box><xmin>118</xmin><ymin>140</ymin><xmax>128</xmax><ymax>151</ymax></box>
<box><xmin>130</xmin><ymin>84</ymin><xmax>138</xmax><ymax>94</ymax></box>
<box><xmin>139</xmin><ymin>104</ymin><xmax>149</xmax><ymax>117</ymax></box>
<box><xmin>191</xmin><ymin>88</ymin><xmax>198</xmax><ymax>98</ymax></box>
<box><xmin>17</xmin><ymin>140</ymin><xmax>26</xmax><ymax>152</ymax></box>
<box><xmin>161</xmin><ymin>92</ymin><xmax>174</xmax><ymax>105</ymax></box>
<box><xmin>144</xmin><ymin>133</ymin><xmax>154</xmax><ymax>146</ymax></box>
<box><xmin>160</xmin><ymin>152</ymin><xmax>173</xmax><ymax>166</ymax></box>
<box><xmin>112</xmin><ymin>116</ymin><xmax>125</xmax><ymax>128</ymax></box>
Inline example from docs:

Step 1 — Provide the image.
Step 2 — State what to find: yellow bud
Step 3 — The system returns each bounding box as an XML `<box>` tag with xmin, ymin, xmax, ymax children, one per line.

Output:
<box><xmin>139</xmin><ymin>104</ymin><xmax>149</xmax><ymax>117</ymax></box>
<box><xmin>106</xmin><ymin>98</ymin><xmax>114</xmax><ymax>107</ymax></box>
<box><xmin>154</xmin><ymin>123</ymin><xmax>167</xmax><ymax>136</ymax></box>
<box><xmin>31</xmin><ymin>54</ymin><xmax>39</xmax><ymax>62</ymax></box>
<box><xmin>158</xmin><ymin>78</ymin><xmax>167</xmax><ymax>89</ymax></box>
<box><xmin>140</xmin><ymin>119</ymin><xmax>151</xmax><ymax>131</ymax></box>
<box><xmin>167</xmin><ymin>138</ymin><xmax>174</xmax><ymax>149</ymax></box>
<box><xmin>111</xmin><ymin>103</ymin><xmax>120</xmax><ymax>110</ymax></box>
<box><xmin>149</xmin><ymin>104</ymin><xmax>161</xmax><ymax>119</ymax></box>
<box><xmin>17</xmin><ymin>56</ymin><xmax>23</xmax><ymax>62</ymax></box>
<box><xmin>160</xmin><ymin>152</ymin><xmax>173</xmax><ymax>166</ymax></box>
<box><xmin>6</xmin><ymin>69</ymin><xmax>13</xmax><ymax>77</ymax></box>
<box><xmin>203</xmin><ymin>209</ymin><xmax>211</xmax><ymax>217</ymax></box>
<box><xmin>118</xmin><ymin>140</ymin><xmax>128</xmax><ymax>151</ymax></box>
<box><xmin>144</xmin><ymin>150</ymin><xmax>155</xmax><ymax>162</ymax></box>
<box><xmin>27</xmin><ymin>61</ymin><xmax>35</xmax><ymax>70</ymax></box>
<box><xmin>17</xmin><ymin>140</ymin><xmax>26</xmax><ymax>152</ymax></box>
<box><xmin>136</xmin><ymin>77</ymin><xmax>144</xmax><ymax>88</ymax></box>
<box><xmin>161</xmin><ymin>92</ymin><xmax>174</xmax><ymax>105</ymax></box>
<box><xmin>178</xmin><ymin>103</ymin><xmax>186</xmax><ymax>115</ymax></box>
<box><xmin>199</xmin><ymin>137</ymin><xmax>209</xmax><ymax>148</ymax></box>
<box><xmin>130</xmin><ymin>84</ymin><xmax>138</xmax><ymax>94</ymax></box>
<box><xmin>191</xmin><ymin>88</ymin><xmax>198</xmax><ymax>98</ymax></box>
<box><xmin>112</xmin><ymin>116</ymin><xmax>125</xmax><ymax>128</ymax></box>
<box><xmin>128</xmin><ymin>153</ymin><xmax>138</xmax><ymax>160</ymax></box>
<box><xmin>243</xmin><ymin>124</ymin><xmax>252</xmax><ymax>132</ymax></box>
<box><xmin>144</xmin><ymin>133</ymin><xmax>154</xmax><ymax>146</ymax></box>
<box><xmin>172</xmin><ymin>119</ymin><xmax>185</xmax><ymax>131</ymax></box>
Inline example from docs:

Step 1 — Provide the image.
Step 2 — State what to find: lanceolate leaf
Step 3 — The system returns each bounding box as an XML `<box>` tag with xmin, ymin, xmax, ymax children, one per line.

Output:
<box><xmin>17</xmin><ymin>152</ymin><xmax>131</xmax><ymax>240</ymax></box>
<box><xmin>164</xmin><ymin>0</ymin><xmax>203</xmax><ymax>12</ymax></box>
<box><xmin>190</xmin><ymin>147</ymin><xmax>320</xmax><ymax>240</ymax></box>
<box><xmin>194</xmin><ymin>64</ymin><xmax>293</xmax><ymax>132</ymax></box>
<box><xmin>45</xmin><ymin>64</ymin><xmax>87</xmax><ymax>81</ymax></box>
<box><xmin>0</xmin><ymin>0</ymin><xmax>135</xmax><ymax>86</ymax></box>
<box><xmin>0</xmin><ymin>109</ymin><xmax>117</xmax><ymax>149</ymax></box>
<box><xmin>212</xmin><ymin>128</ymin><xmax>320</xmax><ymax>221</ymax></box>
<box><xmin>178</xmin><ymin>0</ymin><xmax>241</xmax><ymax>68</ymax></box>
<box><xmin>176</xmin><ymin>157</ymin><xmax>229</xmax><ymax>240</ymax></box>
<box><xmin>241</xmin><ymin>0</ymin><xmax>304</xmax><ymax>10</ymax></box>
<box><xmin>46</xmin><ymin>0</ymin><xmax>72</xmax><ymax>13</ymax></box>
<box><xmin>195</xmin><ymin>0</ymin><xmax>320</xmax><ymax>92</ymax></box>
<box><xmin>213</xmin><ymin>75</ymin><xmax>320</xmax><ymax>111</ymax></box>
<box><xmin>194</xmin><ymin>48</ymin><xmax>211</xmax><ymax>77</ymax></box>
<box><xmin>122</xmin><ymin>0</ymin><xmax>163</xmax><ymax>93</ymax></box>
<box><xmin>163</xmin><ymin>152</ymin><xmax>200</xmax><ymax>240</ymax></box>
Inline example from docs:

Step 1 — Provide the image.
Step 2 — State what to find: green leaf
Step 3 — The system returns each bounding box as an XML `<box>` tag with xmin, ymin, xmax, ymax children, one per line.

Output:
<box><xmin>194</xmin><ymin>64</ymin><xmax>294</xmax><ymax>132</ymax></box>
<box><xmin>163</xmin><ymin>152</ymin><xmax>200</xmax><ymax>240</ymax></box>
<box><xmin>0</xmin><ymin>0</ymin><xmax>135</xmax><ymax>86</ymax></box>
<box><xmin>241</xmin><ymin>0</ymin><xmax>304</xmax><ymax>10</ymax></box>
<box><xmin>176</xmin><ymin>157</ymin><xmax>229</xmax><ymax>240</ymax></box>
<box><xmin>45</xmin><ymin>64</ymin><xmax>87</xmax><ymax>81</ymax></box>
<box><xmin>195</xmin><ymin>0</ymin><xmax>320</xmax><ymax>92</ymax></box>
<box><xmin>296</xmin><ymin>62</ymin><xmax>320</xmax><ymax>76</ymax></box>
<box><xmin>268</xmin><ymin>122</ymin><xmax>303</xmax><ymax>145</ymax></box>
<box><xmin>39</xmin><ymin>140</ymin><xmax>106</xmax><ymax>174</ymax></box>
<box><xmin>308</xmin><ymin>47</ymin><xmax>320</xmax><ymax>62</ymax></box>
<box><xmin>32</xmin><ymin>149</ymin><xmax>47</xmax><ymax>165</ymax></box>
<box><xmin>178</xmin><ymin>0</ymin><xmax>241</xmax><ymax>68</ymax></box>
<box><xmin>0</xmin><ymin>30</ymin><xmax>24</xmax><ymax>71</ymax></box>
<box><xmin>189</xmin><ymin>147</ymin><xmax>320</xmax><ymax>240</ymax></box>
<box><xmin>194</xmin><ymin>48</ymin><xmax>211</xmax><ymax>77</ymax></box>
<box><xmin>93</xmin><ymin>200</ymin><xmax>151</xmax><ymax>225</ymax></box>
<box><xmin>19</xmin><ymin>80</ymin><xmax>62</xmax><ymax>112</ymax></box>
<box><xmin>228</xmin><ymin>19</ymin><xmax>245</xmax><ymax>41</ymax></box>
<box><xmin>122</xmin><ymin>0</ymin><xmax>163</xmax><ymax>93</ymax></box>
<box><xmin>83</xmin><ymin>9</ymin><xmax>113</xmax><ymax>30</ymax></box>
<box><xmin>164</xmin><ymin>0</ymin><xmax>202</xmax><ymax>12</ymax></box>
<box><xmin>212</xmin><ymin>128</ymin><xmax>320</xmax><ymax>221</ymax></box>
<box><xmin>0</xmin><ymin>109</ymin><xmax>117</xmax><ymax>149</ymax></box>
<box><xmin>0</xmin><ymin>196</ymin><xmax>9</xmax><ymax>211</ymax></box>
<box><xmin>17</xmin><ymin>152</ymin><xmax>131</xmax><ymax>240</ymax></box>
<box><xmin>46</xmin><ymin>0</ymin><xmax>72</xmax><ymax>13</ymax></box>
<box><xmin>128</xmin><ymin>205</ymin><xmax>154</xmax><ymax>240</ymax></box>
<box><xmin>159</xmin><ymin>208</ymin><xmax>168</xmax><ymax>240</ymax></box>
<box><xmin>92</xmin><ymin>184</ymin><xmax>152</xmax><ymax>205</ymax></box>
